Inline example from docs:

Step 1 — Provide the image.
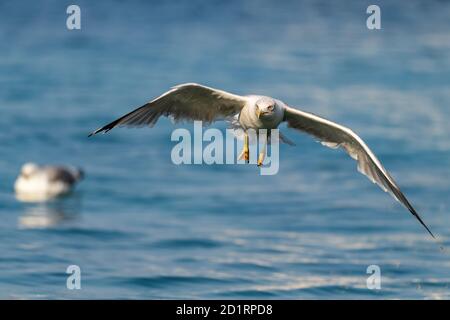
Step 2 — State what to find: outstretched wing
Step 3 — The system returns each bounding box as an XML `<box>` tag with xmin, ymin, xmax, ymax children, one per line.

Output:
<box><xmin>284</xmin><ymin>106</ymin><xmax>435</xmax><ymax>238</ymax></box>
<box><xmin>89</xmin><ymin>83</ymin><xmax>247</xmax><ymax>136</ymax></box>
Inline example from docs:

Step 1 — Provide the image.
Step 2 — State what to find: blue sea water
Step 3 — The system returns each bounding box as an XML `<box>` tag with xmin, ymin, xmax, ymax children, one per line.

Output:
<box><xmin>0</xmin><ymin>0</ymin><xmax>450</xmax><ymax>299</ymax></box>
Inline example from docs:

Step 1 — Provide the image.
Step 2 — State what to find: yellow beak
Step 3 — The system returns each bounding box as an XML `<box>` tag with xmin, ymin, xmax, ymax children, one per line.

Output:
<box><xmin>256</xmin><ymin>108</ymin><xmax>261</xmax><ymax>118</ymax></box>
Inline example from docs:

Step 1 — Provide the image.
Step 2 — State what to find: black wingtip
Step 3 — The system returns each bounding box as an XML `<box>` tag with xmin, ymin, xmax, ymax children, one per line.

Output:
<box><xmin>87</xmin><ymin>130</ymin><xmax>98</xmax><ymax>137</ymax></box>
<box><xmin>418</xmin><ymin>216</ymin><xmax>436</xmax><ymax>239</ymax></box>
<box><xmin>390</xmin><ymin>184</ymin><xmax>436</xmax><ymax>239</ymax></box>
<box><xmin>409</xmin><ymin>207</ymin><xmax>435</xmax><ymax>239</ymax></box>
<box><xmin>88</xmin><ymin>126</ymin><xmax>109</xmax><ymax>137</ymax></box>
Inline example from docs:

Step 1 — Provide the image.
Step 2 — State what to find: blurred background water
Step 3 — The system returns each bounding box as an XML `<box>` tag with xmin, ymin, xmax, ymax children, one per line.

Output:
<box><xmin>0</xmin><ymin>0</ymin><xmax>449</xmax><ymax>299</ymax></box>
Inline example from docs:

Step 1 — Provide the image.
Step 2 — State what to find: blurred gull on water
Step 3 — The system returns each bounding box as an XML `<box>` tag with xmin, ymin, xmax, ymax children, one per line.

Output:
<box><xmin>14</xmin><ymin>163</ymin><xmax>84</xmax><ymax>202</ymax></box>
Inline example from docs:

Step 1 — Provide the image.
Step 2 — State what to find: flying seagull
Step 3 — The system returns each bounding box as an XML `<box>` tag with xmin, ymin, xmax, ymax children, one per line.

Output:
<box><xmin>15</xmin><ymin>162</ymin><xmax>84</xmax><ymax>202</ymax></box>
<box><xmin>89</xmin><ymin>83</ymin><xmax>435</xmax><ymax>238</ymax></box>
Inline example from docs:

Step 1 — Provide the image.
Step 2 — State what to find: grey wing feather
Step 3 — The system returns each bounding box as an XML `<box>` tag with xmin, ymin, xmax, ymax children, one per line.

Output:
<box><xmin>283</xmin><ymin>106</ymin><xmax>435</xmax><ymax>238</ymax></box>
<box><xmin>44</xmin><ymin>167</ymin><xmax>82</xmax><ymax>184</ymax></box>
<box><xmin>89</xmin><ymin>83</ymin><xmax>247</xmax><ymax>136</ymax></box>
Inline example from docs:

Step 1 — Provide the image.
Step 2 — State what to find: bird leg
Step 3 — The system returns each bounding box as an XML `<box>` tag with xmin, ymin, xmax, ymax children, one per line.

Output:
<box><xmin>257</xmin><ymin>131</ymin><xmax>267</xmax><ymax>167</ymax></box>
<box><xmin>238</xmin><ymin>132</ymin><xmax>250</xmax><ymax>163</ymax></box>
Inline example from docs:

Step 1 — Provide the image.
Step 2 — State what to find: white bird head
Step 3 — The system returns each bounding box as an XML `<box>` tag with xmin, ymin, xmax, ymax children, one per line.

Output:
<box><xmin>21</xmin><ymin>162</ymin><xmax>39</xmax><ymax>178</ymax></box>
<box><xmin>255</xmin><ymin>97</ymin><xmax>277</xmax><ymax>119</ymax></box>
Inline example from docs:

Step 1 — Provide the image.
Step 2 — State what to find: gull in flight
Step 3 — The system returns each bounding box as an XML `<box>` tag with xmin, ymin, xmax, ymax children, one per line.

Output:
<box><xmin>15</xmin><ymin>163</ymin><xmax>84</xmax><ymax>202</ymax></box>
<box><xmin>89</xmin><ymin>83</ymin><xmax>435</xmax><ymax>238</ymax></box>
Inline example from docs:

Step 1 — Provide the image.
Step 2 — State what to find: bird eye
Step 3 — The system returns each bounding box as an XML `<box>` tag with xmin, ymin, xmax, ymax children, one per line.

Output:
<box><xmin>268</xmin><ymin>105</ymin><xmax>274</xmax><ymax>111</ymax></box>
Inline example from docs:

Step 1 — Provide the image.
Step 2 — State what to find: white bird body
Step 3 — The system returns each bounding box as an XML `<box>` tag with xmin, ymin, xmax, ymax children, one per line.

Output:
<box><xmin>238</xmin><ymin>95</ymin><xmax>285</xmax><ymax>131</ymax></box>
<box><xmin>89</xmin><ymin>83</ymin><xmax>435</xmax><ymax>238</ymax></box>
<box><xmin>14</xmin><ymin>163</ymin><xmax>83</xmax><ymax>202</ymax></box>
